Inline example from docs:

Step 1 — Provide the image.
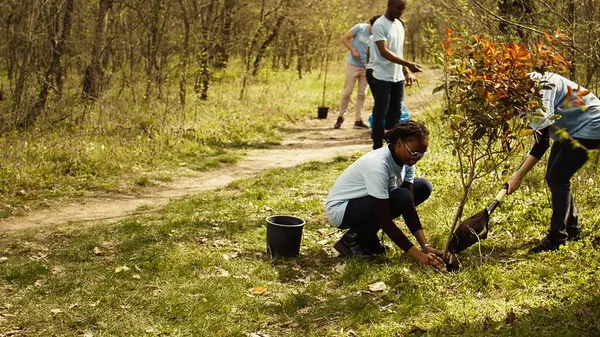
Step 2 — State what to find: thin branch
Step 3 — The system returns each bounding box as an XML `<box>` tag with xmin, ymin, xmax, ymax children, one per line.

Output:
<box><xmin>469</xmin><ymin>0</ymin><xmax>582</xmax><ymax>54</ymax></box>
<box><xmin>537</xmin><ymin>0</ymin><xmax>571</xmax><ymax>26</ymax></box>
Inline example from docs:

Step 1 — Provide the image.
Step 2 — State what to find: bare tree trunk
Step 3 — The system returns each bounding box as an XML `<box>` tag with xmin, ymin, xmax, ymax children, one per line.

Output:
<box><xmin>568</xmin><ymin>0</ymin><xmax>576</xmax><ymax>79</ymax></box>
<box><xmin>20</xmin><ymin>0</ymin><xmax>74</xmax><ymax>128</ymax></box>
<box><xmin>252</xmin><ymin>15</ymin><xmax>285</xmax><ymax>76</ymax></box>
<box><xmin>199</xmin><ymin>50</ymin><xmax>210</xmax><ymax>100</ymax></box>
<box><xmin>82</xmin><ymin>0</ymin><xmax>113</xmax><ymax>100</ymax></box>
<box><xmin>214</xmin><ymin>0</ymin><xmax>236</xmax><ymax>69</ymax></box>
<box><xmin>197</xmin><ymin>0</ymin><xmax>214</xmax><ymax>100</ymax></box>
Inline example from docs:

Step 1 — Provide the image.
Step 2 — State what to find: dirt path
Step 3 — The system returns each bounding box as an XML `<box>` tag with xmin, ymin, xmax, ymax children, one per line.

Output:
<box><xmin>0</xmin><ymin>70</ymin><xmax>441</xmax><ymax>233</ymax></box>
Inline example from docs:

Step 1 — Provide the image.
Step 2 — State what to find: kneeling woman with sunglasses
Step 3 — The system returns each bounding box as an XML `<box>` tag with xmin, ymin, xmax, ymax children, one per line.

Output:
<box><xmin>325</xmin><ymin>121</ymin><xmax>444</xmax><ymax>269</ymax></box>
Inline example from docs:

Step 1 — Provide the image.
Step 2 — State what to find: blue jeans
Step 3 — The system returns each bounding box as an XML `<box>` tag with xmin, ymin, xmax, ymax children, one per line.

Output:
<box><xmin>339</xmin><ymin>178</ymin><xmax>432</xmax><ymax>236</ymax></box>
<box><xmin>372</xmin><ymin>78</ymin><xmax>405</xmax><ymax>149</ymax></box>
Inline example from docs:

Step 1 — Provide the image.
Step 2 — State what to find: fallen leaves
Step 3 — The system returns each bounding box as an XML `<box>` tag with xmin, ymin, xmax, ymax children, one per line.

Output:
<box><xmin>114</xmin><ymin>266</ymin><xmax>130</xmax><ymax>273</ymax></box>
<box><xmin>296</xmin><ymin>306</ymin><xmax>312</xmax><ymax>315</ymax></box>
<box><xmin>51</xmin><ymin>266</ymin><xmax>65</xmax><ymax>275</ymax></box>
<box><xmin>247</xmin><ymin>332</ymin><xmax>269</xmax><ymax>337</ymax></box>
<box><xmin>222</xmin><ymin>252</ymin><xmax>239</xmax><ymax>260</ymax></box>
<box><xmin>0</xmin><ymin>256</ymin><xmax>8</xmax><ymax>264</ymax></box>
<box><xmin>379</xmin><ymin>303</ymin><xmax>396</xmax><ymax>312</ymax></box>
<box><xmin>30</xmin><ymin>252</ymin><xmax>48</xmax><ymax>261</ymax></box>
<box><xmin>215</xmin><ymin>267</ymin><xmax>230</xmax><ymax>277</ymax></box>
<box><xmin>368</xmin><ymin>281</ymin><xmax>388</xmax><ymax>293</ymax></box>
<box><xmin>213</xmin><ymin>239</ymin><xmax>231</xmax><ymax>248</ymax></box>
<box><xmin>280</xmin><ymin>320</ymin><xmax>300</xmax><ymax>328</ymax></box>
<box><xmin>50</xmin><ymin>308</ymin><xmax>62</xmax><ymax>314</ymax></box>
<box><xmin>333</xmin><ymin>263</ymin><xmax>345</xmax><ymax>274</ymax></box>
<box><xmin>249</xmin><ymin>287</ymin><xmax>269</xmax><ymax>296</ymax></box>
<box><xmin>92</xmin><ymin>247</ymin><xmax>105</xmax><ymax>256</ymax></box>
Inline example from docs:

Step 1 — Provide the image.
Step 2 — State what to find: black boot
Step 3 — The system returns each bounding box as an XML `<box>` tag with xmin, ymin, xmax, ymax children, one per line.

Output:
<box><xmin>364</xmin><ymin>233</ymin><xmax>387</xmax><ymax>256</ymax></box>
<box><xmin>334</xmin><ymin>230</ymin><xmax>375</xmax><ymax>258</ymax></box>
<box><xmin>529</xmin><ymin>236</ymin><xmax>563</xmax><ymax>254</ymax></box>
<box><xmin>566</xmin><ymin>195</ymin><xmax>581</xmax><ymax>241</ymax></box>
<box><xmin>566</xmin><ymin>227</ymin><xmax>581</xmax><ymax>241</ymax></box>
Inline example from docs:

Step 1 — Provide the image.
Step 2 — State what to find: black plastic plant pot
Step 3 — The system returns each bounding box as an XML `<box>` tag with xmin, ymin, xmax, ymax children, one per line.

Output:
<box><xmin>317</xmin><ymin>106</ymin><xmax>329</xmax><ymax>119</ymax></box>
<box><xmin>266</xmin><ymin>215</ymin><xmax>305</xmax><ymax>258</ymax></box>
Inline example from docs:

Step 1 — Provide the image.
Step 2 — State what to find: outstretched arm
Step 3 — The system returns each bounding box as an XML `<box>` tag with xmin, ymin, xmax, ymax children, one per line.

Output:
<box><xmin>507</xmin><ymin>127</ymin><xmax>550</xmax><ymax>194</ymax></box>
<box><xmin>372</xmin><ymin>198</ymin><xmax>444</xmax><ymax>270</ymax></box>
<box><xmin>399</xmin><ymin>181</ymin><xmax>438</xmax><ymax>254</ymax></box>
<box><xmin>375</xmin><ymin>40</ymin><xmax>422</xmax><ymax>73</ymax></box>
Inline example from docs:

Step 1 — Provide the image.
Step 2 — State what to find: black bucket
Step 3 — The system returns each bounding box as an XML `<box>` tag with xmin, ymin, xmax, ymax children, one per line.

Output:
<box><xmin>266</xmin><ymin>215</ymin><xmax>305</xmax><ymax>258</ymax></box>
<box><xmin>317</xmin><ymin>106</ymin><xmax>329</xmax><ymax>119</ymax></box>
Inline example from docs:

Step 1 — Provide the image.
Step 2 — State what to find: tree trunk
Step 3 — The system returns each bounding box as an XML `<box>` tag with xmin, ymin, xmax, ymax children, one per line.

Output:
<box><xmin>82</xmin><ymin>0</ymin><xmax>113</xmax><ymax>100</ymax></box>
<box><xmin>197</xmin><ymin>0</ymin><xmax>214</xmax><ymax>100</ymax></box>
<box><xmin>21</xmin><ymin>0</ymin><xmax>74</xmax><ymax>128</ymax></box>
<box><xmin>568</xmin><ymin>0</ymin><xmax>576</xmax><ymax>79</ymax></box>
<box><xmin>178</xmin><ymin>0</ymin><xmax>191</xmax><ymax>107</ymax></box>
<box><xmin>252</xmin><ymin>15</ymin><xmax>285</xmax><ymax>76</ymax></box>
<box><xmin>214</xmin><ymin>0</ymin><xmax>236</xmax><ymax>69</ymax></box>
<box><xmin>443</xmin><ymin>162</ymin><xmax>475</xmax><ymax>258</ymax></box>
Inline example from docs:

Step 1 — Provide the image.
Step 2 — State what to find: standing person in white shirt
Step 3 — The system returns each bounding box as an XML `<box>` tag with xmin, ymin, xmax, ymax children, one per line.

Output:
<box><xmin>371</xmin><ymin>0</ymin><xmax>423</xmax><ymax>149</ymax></box>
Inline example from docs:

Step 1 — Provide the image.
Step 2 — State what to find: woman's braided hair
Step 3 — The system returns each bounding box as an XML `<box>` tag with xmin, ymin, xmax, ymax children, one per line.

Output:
<box><xmin>387</xmin><ymin>120</ymin><xmax>429</xmax><ymax>144</ymax></box>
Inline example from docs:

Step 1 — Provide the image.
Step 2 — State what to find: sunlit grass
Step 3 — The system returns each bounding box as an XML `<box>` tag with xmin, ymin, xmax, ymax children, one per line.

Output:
<box><xmin>1</xmin><ymin>103</ymin><xmax>599</xmax><ymax>336</ymax></box>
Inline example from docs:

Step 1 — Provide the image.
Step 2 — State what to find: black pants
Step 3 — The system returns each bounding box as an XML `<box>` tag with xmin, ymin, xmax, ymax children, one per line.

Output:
<box><xmin>372</xmin><ymin>78</ymin><xmax>405</xmax><ymax>149</ymax></box>
<box><xmin>546</xmin><ymin>138</ymin><xmax>600</xmax><ymax>243</ymax></box>
<box><xmin>339</xmin><ymin>178</ymin><xmax>432</xmax><ymax>236</ymax></box>
<box><xmin>366</xmin><ymin>69</ymin><xmax>376</xmax><ymax>100</ymax></box>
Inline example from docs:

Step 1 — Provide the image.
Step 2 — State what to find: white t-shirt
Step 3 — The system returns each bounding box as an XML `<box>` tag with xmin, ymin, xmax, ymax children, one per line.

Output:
<box><xmin>529</xmin><ymin>72</ymin><xmax>600</xmax><ymax>139</ymax></box>
<box><xmin>366</xmin><ymin>35</ymin><xmax>377</xmax><ymax>70</ymax></box>
<box><xmin>371</xmin><ymin>16</ymin><xmax>405</xmax><ymax>82</ymax></box>
<box><xmin>325</xmin><ymin>146</ymin><xmax>415</xmax><ymax>227</ymax></box>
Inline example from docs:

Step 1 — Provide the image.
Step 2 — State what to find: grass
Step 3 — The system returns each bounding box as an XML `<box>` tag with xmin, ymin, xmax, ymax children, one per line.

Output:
<box><xmin>0</xmin><ymin>60</ymin><xmax>348</xmax><ymax>219</ymax></box>
<box><xmin>1</xmin><ymin>100</ymin><xmax>599</xmax><ymax>336</ymax></box>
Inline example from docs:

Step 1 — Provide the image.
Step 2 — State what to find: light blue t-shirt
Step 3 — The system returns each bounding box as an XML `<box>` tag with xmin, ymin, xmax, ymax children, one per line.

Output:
<box><xmin>529</xmin><ymin>72</ymin><xmax>600</xmax><ymax>140</ymax></box>
<box><xmin>325</xmin><ymin>146</ymin><xmax>416</xmax><ymax>227</ymax></box>
<box><xmin>346</xmin><ymin>23</ymin><xmax>370</xmax><ymax>67</ymax></box>
<box><xmin>366</xmin><ymin>35</ymin><xmax>377</xmax><ymax>70</ymax></box>
<box><xmin>372</xmin><ymin>16</ymin><xmax>405</xmax><ymax>82</ymax></box>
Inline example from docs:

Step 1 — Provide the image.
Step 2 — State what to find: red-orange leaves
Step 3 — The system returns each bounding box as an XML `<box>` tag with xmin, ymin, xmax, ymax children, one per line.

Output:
<box><xmin>440</xmin><ymin>26</ymin><xmax>571</xmax><ymax>151</ymax></box>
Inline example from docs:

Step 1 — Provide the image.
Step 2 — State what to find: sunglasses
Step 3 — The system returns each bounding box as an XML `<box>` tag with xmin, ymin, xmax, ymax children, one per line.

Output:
<box><xmin>402</xmin><ymin>141</ymin><xmax>426</xmax><ymax>160</ymax></box>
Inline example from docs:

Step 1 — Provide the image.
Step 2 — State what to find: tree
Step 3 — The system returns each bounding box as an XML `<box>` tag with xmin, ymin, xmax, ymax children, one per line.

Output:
<box><xmin>437</xmin><ymin>28</ymin><xmax>572</xmax><ymax>257</ymax></box>
<box><xmin>82</xmin><ymin>0</ymin><xmax>115</xmax><ymax>100</ymax></box>
<box><xmin>21</xmin><ymin>0</ymin><xmax>74</xmax><ymax>128</ymax></box>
